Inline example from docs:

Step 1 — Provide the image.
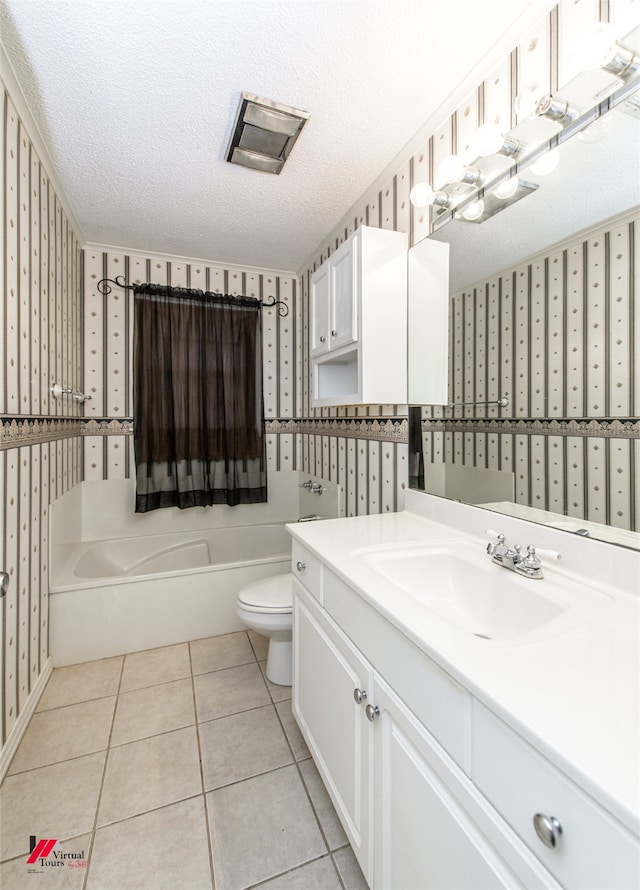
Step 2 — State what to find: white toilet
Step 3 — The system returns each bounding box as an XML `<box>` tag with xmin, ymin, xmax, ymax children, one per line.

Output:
<box><xmin>237</xmin><ymin>573</ymin><xmax>293</xmax><ymax>686</ymax></box>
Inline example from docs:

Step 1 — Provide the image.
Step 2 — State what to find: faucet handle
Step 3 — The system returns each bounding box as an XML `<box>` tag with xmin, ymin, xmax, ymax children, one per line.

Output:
<box><xmin>522</xmin><ymin>545</ymin><xmax>541</xmax><ymax>570</ymax></box>
<box><xmin>486</xmin><ymin>530</ymin><xmax>509</xmax><ymax>557</ymax></box>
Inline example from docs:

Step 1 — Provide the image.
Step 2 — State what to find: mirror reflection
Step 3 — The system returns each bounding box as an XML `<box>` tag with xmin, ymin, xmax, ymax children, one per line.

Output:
<box><xmin>409</xmin><ymin>41</ymin><xmax>640</xmax><ymax>551</ymax></box>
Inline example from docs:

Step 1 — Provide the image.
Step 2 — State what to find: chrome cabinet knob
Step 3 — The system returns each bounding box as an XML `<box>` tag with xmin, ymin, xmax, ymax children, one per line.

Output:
<box><xmin>331</xmin><ymin>329</ymin><xmax>338</xmax><ymax>337</ymax></box>
<box><xmin>319</xmin><ymin>335</ymin><xmax>326</xmax><ymax>343</ymax></box>
<box><xmin>295</xmin><ymin>561</ymin><xmax>306</xmax><ymax>572</ymax></box>
<box><xmin>353</xmin><ymin>687</ymin><xmax>367</xmax><ymax>704</ymax></box>
<box><xmin>365</xmin><ymin>704</ymin><xmax>380</xmax><ymax>722</ymax></box>
<box><xmin>533</xmin><ymin>813</ymin><xmax>562</xmax><ymax>849</ymax></box>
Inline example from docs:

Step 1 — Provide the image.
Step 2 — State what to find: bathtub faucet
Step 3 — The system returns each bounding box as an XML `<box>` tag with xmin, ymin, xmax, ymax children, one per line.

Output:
<box><xmin>297</xmin><ymin>514</ymin><xmax>323</xmax><ymax>522</ymax></box>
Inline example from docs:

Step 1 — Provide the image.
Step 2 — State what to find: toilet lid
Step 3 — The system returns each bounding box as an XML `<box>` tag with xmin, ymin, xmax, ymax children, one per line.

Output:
<box><xmin>238</xmin><ymin>573</ymin><xmax>292</xmax><ymax>612</ymax></box>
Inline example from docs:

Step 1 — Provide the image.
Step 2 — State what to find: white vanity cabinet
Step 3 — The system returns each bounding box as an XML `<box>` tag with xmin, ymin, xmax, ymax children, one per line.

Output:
<box><xmin>292</xmin><ymin>555</ymin><xmax>556</xmax><ymax>889</ymax></box>
<box><xmin>310</xmin><ymin>225</ymin><xmax>408</xmax><ymax>407</ymax></box>
<box><xmin>290</xmin><ymin>537</ymin><xmax>639</xmax><ymax>890</ymax></box>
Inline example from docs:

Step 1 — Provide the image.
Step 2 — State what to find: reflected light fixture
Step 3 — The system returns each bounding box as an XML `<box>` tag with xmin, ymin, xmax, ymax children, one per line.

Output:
<box><xmin>577</xmin><ymin>114</ymin><xmax>613</xmax><ymax>143</ymax></box>
<box><xmin>530</xmin><ymin>148</ymin><xmax>560</xmax><ymax>176</ymax></box>
<box><xmin>470</xmin><ymin>124</ymin><xmax>520</xmax><ymax>158</ymax></box>
<box><xmin>436</xmin><ymin>154</ymin><xmax>481</xmax><ymax>187</ymax></box>
<box><xmin>226</xmin><ymin>92</ymin><xmax>309</xmax><ymax>174</ymax></box>
<box><xmin>461</xmin><ymin>199</ymin><xmax>485</xmax><ymax>221</ymax></box>
<box><xmin>492</xmin><ymin>177</ymin><xmax>520</xmax><ymax>200</ymax></box>
<box><xmin>409</xmin><ymin>182</ymin><xmax>450</xmax><ymax>208</ymax></box>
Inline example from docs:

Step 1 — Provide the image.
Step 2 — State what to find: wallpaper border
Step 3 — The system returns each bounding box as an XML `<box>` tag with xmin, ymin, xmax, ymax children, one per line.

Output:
<box><xmin>420</xmin><ymin>418</ymin><xmax>640</xmax><ymax>439</ymax></box>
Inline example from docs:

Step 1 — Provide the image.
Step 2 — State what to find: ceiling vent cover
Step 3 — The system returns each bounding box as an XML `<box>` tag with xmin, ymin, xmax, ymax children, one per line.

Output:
<box><xmin>226</xmin><ymin>93</ymin><xmax>309</xmax><ymax>174</ymax></box>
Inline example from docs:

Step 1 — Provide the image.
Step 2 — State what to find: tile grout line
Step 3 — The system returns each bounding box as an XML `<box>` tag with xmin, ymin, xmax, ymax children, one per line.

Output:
<box><xmin>267</xmin><ymin>670</ymin><xmax>348</xmax><ymax>890</ymax></box>
<box><xmin>79</xmin><ymin>654</ymin><xmax>125</xmax><ymax>890</ymax></box>
<box><xmin>189</xmin><ymin>637</ymin><xmax>219</xmax><ymax>890</ymax></box>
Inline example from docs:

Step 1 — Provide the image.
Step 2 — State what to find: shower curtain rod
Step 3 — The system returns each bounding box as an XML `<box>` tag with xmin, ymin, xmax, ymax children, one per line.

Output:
<box><xmin>96</xmin><ymin>275</ymin><xmax>289</xmax><ymax>317</ymax></box>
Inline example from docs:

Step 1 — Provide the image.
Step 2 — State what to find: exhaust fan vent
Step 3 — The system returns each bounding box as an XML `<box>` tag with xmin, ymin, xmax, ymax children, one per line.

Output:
<box><xmin>226</xmin><ymin>93</ymin><xmax>309</xmax><ymax>174</ymax></box>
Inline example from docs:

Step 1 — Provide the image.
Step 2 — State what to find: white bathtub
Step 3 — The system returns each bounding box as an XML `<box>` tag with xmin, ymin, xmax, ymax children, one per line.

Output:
<box><xmin>49</xmin><ymin>524</ymin><xmax>292</xmax><ymax>666</ymax></box>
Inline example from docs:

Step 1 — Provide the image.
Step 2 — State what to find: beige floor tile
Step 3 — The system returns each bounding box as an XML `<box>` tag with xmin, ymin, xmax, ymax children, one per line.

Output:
<box><xmin>37</xmin><ymin>658</ymin><xmax>123</xmax><ymax>711</ymax></box>
<box><xmin>8</xmin><ymin>698</ymin><xmax>115</xmax><ymax>774</ymax></box>
<box><xmin>119</xmin><ymin>643</ymin><xmax>190</xmax><ymax>692</ymax></box>
<box><xmin>207</xmin><ymin>765</ymin><xmax>326</xmax><ymax>890</ymax></box>
<box><xmin>275</xmin><ymin>700</ymin><xmax>310</xmax><ymax>761</ymax></box>
<box><xmin>97</xmin><ymin>726</ymin><xmax>201</xmax><ymax>826</ymax></box>
<box><xmin>110</xmin><ymin>678</ymin><xmax>195</xmax><ymax>746</ymax></box>
<box><xmin>0</xmin><ymin>754</ymin><xmax>105</xmax><ymax>861</ymax></box>
<box><xmin>87</xmin><ymin>798</ymin><xmax>212</xmax><ymax>889</ymax></box>
<box><xmin>255</xmin><ymin>855</ymin><xmax>342</xmax><ymax>889</ymax></box>
<box><xmin>1</xmin><ymin>834</ymin><xmax>90</xmax><ymax>889</ymax></box>
<box><xmin>190</xmin><ymin>632</ymin><xmax>255</xmax><ymax>675</ymax></box>
<box><xmin>259</xmin><ymin>662</ymin><xmax>292</xmax><ymax>702</ymax></box>
<box><xmin>298</xmin><ymin>759</ymin><xmax>348</xmax><ymax>850</ymax></box>
<box><xmin>248</xmin><ymin>629</ymin><xmax>269</xmax><ymax>661</ymax></box>
<box><xmin>194</xmin><ymin>662</ymin><xmax>270</xmax><ymax>722</ymax></box>
<box><xmin>332</xmin><ymin>846</ymin><xmax>369</xmax><ymax>890</ymax></box>
<box><xmin>199</xmin><ymin>704</ymin><xmax>292</xmax><ymax>790</ymax></box>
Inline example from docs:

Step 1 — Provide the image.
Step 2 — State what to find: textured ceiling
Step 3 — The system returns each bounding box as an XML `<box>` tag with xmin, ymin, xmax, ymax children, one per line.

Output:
<box><xmin>2</xmin><ymin>0</ymin><xmax>554</xmax><ymax>273</ymax></box>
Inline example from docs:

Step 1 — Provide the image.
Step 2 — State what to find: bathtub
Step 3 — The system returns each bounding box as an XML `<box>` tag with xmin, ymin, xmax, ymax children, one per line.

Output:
<box><xmin>49</xmin><ymin>524</ymin><xmax>292</xmax><ymax>666</ymax></box>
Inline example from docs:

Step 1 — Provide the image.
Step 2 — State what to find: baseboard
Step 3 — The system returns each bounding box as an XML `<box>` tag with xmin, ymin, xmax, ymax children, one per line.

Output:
<box><xmin>0</xmin><ymin>658</ymin><xmax>53</xmax><ymax>783</ymax></box>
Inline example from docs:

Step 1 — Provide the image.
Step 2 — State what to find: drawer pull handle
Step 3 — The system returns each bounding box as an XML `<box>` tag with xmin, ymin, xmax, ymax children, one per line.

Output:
<box><xmin>533</xmin><ymin>813</ymin><xmax>562</xmax><ymax>849</ymax></box>
<box><xmin>296</xmin><ymin>561</ymin><xmax>306</xmax><ymax>572</ymax></box>
<box><xmin>319</xmin><ymin>336</ymin><xmax>326</xmax><ymax>343</ymax></box>
<box><xmin>365</xmin><ymin>704</ymin><xmax>380</xmax><ymax>722</ymax></box>
<box><xmin>353</xmin><ymin>687</ymin><xmax>367</xmax><ymax>705</ymax></box>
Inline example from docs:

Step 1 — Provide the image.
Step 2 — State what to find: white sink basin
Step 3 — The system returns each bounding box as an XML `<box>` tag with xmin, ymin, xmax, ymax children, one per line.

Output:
<box><xmin>362</xmin><ymin>542</ymin><xmax>613</xmax><ymax>643</ymax></box>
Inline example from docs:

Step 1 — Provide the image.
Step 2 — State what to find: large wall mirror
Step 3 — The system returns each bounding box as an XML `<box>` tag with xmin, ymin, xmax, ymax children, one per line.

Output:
<box><xmin>409</xmin><ymin>24</ymin><xmax>640</xmax><ymax>551</ymax></box>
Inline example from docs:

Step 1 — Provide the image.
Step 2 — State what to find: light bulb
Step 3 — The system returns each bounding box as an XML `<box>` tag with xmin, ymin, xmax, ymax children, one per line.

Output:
<box><xmin>410</xmin><ymin>182</ymin><xmax>434</xmax><ymax>208</ymax></box>
<box><xmin>493</xmin><ymin>177</ymin><xmax>519</xmax><ymax>200</ymax></box>
<box><xmin>437</xmin><ymin>154</ymin><xmax>465</xmax><ymax>185</ymax></box>
<box><xmin>581</xmin><ymin>22</ymin><xmax>619</xmax><ymax>70</ymax></box>
<box><xmin>462</xmin><ymin>199</ymin><xmax>485</xmax><ymax>221</ymax></box>
<box><xmin>530</xmin><ymin>148</ymin><xmax>560</xmax><ymax>176</ymax></box>
<box><xmin>514</xmin><ymin>82</ymin><xmax>543</xmax><ymax>121</ymax></box>
<box><xmin>577</xmin><ymin>114</ymin><xmax>612</xmax><ymax>144</ymax></box>
<box><xmin>471</xmin><ymin>124</ymin><xmax>504</xmax><ymax>157</ymax></box>
<box><xmin>470</xmin><ymin>124</ymin><xmax>519</xmax><ymax>159</ymax></box>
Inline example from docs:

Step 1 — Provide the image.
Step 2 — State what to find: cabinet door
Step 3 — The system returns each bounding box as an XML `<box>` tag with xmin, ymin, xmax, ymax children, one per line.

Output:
<box><xmin>293</xmin><ymin>586</ymin><xmax>372</xmax><ymax>880</ymax></box>
<box><xmin>310</xmin><ymin>263</ymin><xmax>330</xmax><ymax>356</ymax></box>
<box><xmin>329</xmin><ymin>236</ymin><xmax>358</xmax><ymax>351</ymax></box>
<box><xmin>372</xmin><ymin>676</ymin><xmax>523</xmax><ymax>890</ymax></box>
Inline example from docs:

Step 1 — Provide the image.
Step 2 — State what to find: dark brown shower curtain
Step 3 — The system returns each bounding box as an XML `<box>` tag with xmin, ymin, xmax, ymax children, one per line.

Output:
<box><xmin>133</xmin><ymin>285</ymin><xmax>267</xmax><ymax>511</ymax></box>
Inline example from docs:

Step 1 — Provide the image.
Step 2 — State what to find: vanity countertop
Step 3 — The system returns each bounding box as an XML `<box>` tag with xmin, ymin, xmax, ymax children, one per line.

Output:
<box><xmin>287</xmin><ymin>502</ymin><xmax>640</xmax><ymax>836</ymax></box>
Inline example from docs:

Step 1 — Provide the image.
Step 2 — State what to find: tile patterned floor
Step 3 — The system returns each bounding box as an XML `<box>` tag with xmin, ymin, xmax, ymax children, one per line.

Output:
<box><xmin>0</xmin><ymin>632</ymin><xmax>368</xmax><ymax>890</ymax></box>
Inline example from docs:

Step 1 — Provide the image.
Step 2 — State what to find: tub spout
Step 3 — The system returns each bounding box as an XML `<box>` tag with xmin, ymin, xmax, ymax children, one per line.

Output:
<box><xmin>297</xmin><ymin>514</ymin><xmax>323</xmax><ymax>522</ymax></box>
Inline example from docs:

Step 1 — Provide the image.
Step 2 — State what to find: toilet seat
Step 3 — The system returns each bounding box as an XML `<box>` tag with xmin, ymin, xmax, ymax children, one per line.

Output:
<box><xmin>237</xmin><ymin>573</ymin><xmax>292</xmax><ymax>613</ymax></box>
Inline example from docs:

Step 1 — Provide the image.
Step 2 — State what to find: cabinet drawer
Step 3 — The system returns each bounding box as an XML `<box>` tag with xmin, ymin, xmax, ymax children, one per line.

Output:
<box><xmin>291</xmin><ymin>541</ymin><xmax>323</xmax><ymax>602</ymax></box>
<box><xmin>472</xmin><ymin>701</ymin><xmax>640</xmax><ymax>889</ymax></box>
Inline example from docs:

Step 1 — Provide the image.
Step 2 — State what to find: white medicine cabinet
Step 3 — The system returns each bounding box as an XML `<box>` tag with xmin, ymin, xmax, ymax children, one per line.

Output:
<box><xmin>310</xmin><ymin>226</ymin><xmax>408</xmax><ymax>407</ymax></box>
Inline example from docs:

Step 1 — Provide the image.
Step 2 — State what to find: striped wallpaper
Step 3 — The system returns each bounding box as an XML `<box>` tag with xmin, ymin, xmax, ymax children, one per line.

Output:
<box><xmin>1</xmin><ymin>81</ymin><xmax>83</xmax><ymax>750</ymax></box>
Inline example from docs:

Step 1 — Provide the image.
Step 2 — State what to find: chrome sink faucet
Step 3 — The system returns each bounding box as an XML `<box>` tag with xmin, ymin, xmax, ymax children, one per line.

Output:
<box><xmin>486</xmin><ymin>531</ymin><xmax>561</xmax><ymax>580</ymax></box>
